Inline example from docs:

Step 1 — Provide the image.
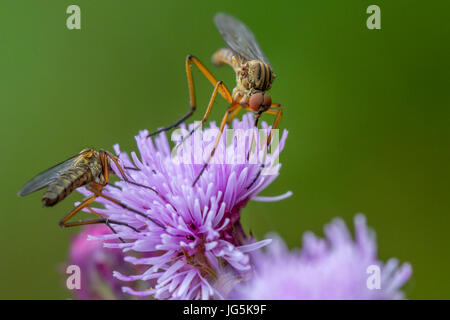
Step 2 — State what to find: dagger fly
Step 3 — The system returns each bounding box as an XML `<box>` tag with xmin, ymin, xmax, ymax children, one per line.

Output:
<box><xmin>18</xmin><ymin>148</ymin><xmax>160</xmax><ymax>231</ymax></box>
<box><xmin>148</xmin><ymin>13</ymin><xmax>283</xmax><ymax>188</ymax></box>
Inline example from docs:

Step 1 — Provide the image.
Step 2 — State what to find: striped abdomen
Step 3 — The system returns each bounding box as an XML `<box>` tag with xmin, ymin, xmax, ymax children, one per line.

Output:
<box><xmin>42</xmin><ymin>165</ymin><xmax>94</xmax><ymax>207</ymax></box>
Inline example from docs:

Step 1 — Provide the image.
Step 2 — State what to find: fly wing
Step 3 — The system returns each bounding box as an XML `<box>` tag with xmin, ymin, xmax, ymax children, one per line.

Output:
<box><xmin>214</xmin><ymin>13</ymin><xmax>271</xmax><ymax>66</ymax></box>
<box><xmin>18</xmin><ymin>152</ymin><xmax>86</xmax><ymax>196</ymax></box>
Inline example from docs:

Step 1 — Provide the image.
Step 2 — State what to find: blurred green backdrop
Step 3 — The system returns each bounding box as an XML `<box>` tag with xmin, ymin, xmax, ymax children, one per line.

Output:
<box><xmin>0</xmin><ymin>0</ymin><xmax>449</xmax><ymax>299</ymax></box>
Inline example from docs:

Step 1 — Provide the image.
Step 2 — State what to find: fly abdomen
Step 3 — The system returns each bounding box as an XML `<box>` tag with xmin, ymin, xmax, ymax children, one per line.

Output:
<box><xmin>42</xmin><ymin>166</ymin><xmax>93</xmax><ymax>207</ymax></box>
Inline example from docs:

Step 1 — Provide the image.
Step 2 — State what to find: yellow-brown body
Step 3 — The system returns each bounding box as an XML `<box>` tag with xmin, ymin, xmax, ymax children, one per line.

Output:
<box><xmin>42</xmin><ymin>150</ymin><xmax>105</xmax><ymax>207</ymax></box>
<box><xmin>212</xmin><ymin>48</ymin><xmax>275</xmax><ymax>108</ymax></box>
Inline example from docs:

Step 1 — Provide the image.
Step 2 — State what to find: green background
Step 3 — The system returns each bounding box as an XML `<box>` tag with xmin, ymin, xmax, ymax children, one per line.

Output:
<box><xmin>0</xmin><ymin>0</ymin><xmax>448</xmax><ymax>299</ymax></box>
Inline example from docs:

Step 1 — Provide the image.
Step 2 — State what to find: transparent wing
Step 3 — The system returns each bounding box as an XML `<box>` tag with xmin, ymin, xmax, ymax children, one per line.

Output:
<box><xmin>18</xmin><ymin>152</ymin><xmax>86</xmax><ymax>196</ymax></box>
<box><xmin>214</xmin><ymin>12</ymin><xmax>271</xmax><ymax>66</ymax></box>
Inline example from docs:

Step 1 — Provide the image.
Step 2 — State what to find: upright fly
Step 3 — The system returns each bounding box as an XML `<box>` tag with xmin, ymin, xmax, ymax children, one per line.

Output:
<box><xmin>212</xmin><ymin>12</ymin><xmax>276</xmax><ymax>112</ymax></box>
<box><xmin>148</xmin><ymin>13</ymin><xmax>283</xmax><ymax>188</ymax></box>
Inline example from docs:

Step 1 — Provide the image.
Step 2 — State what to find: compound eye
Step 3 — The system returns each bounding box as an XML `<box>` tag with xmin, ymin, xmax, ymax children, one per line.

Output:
<box><xmin>263</xmin><ymin>94</ymin><xmax>272</xmax><ymax>107</ymax></box>
<box><xmin>249</xmin><ymin>93</ymin><xmax>264</xmax><ymax>111</ymax></box>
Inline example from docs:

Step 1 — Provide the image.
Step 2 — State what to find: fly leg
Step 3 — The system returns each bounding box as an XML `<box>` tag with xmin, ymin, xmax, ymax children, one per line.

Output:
<box><xmin>60</xmin><ymin>217</ymin><xmax>139</xmax><ymax>233</ymax></box>
<box><xmin>60</xmin><ymin>216</ymin><xmax>139</xmax><ymax>244</ymax></box>
<box><xmin>147</xmin><ymin>55</ymin><xmax>233</xmax><ymax>138</ymax></box>
<box><xmin>58</xmin><ymin>193</ymin><xmax>99</xmax><ymax>227</ymax></box>
<box><xmin>85</xmin><ymin>206</ymin><xmax>128</xmax><ymax>243</ymax></box>
<box><xmin>102</xmin><ymin>150</ymin><xmax>158</xmax><ymax>193</ymax></box>
<box><xmin>102</xmin><ymin>151</ymin><xmax>173</xmax><ymax>207</ymax></box>
<box><xmin>58</xmin><ymin>185</ymin><xmax>138</xmax><ymax>240</ymax></box>
<box><xmin>173</xmin><ymin>80</ymin><xmax>231</xmax><ymax>152</ymax></box>
<box><xmin>192</xmin><ymin>103</ymin><xmax>240</xmax><ymax>187</ymax></box>
<box><xmin>226</xmin><ymin>105</ymin><xmax>243</xmax><ymax>125</ymax></box>
<box><xmin>246</xmin><ymin>104</ymin><xmax>283</xmax><ymax>190</ymax></box>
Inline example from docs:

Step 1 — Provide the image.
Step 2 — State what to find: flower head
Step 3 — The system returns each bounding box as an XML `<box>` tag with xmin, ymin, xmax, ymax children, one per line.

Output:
<box><xmin>79</xmin><ymin>114</ymin><xmax>289</xmax><ymax>299</ymax></box>
<box><xmin>231</xmin><ymin>214</ymin><xmax>412</xmax><ymax>300</ymax></box>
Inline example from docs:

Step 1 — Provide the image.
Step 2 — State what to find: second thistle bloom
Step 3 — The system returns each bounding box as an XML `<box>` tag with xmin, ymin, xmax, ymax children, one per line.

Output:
<box><xmin>231</xmin><ymin>215</ymin><xmax>413</xmax><ymax>300</ymax></box>
<box><xmin>81</xmin><ymin>114</ymin><xmax>289</xmax><ymax>299</ymax></box>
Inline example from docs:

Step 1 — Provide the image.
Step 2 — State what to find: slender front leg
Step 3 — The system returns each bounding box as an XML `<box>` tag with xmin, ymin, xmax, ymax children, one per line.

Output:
<box><xmin>174</xmin><ymin>80</ymin><xmax>231</xmax><ymax>150</ymax></box>
<box><xmin>103</xmin><ymin>150</ymin><xmax>158</xmax><ymax>193</ymax></box>
<box><xmin>226</xmin><ymin>105</ymin><xmax>243</xmax><ymax>125</ymax></box>
<box><xmin>147</xmin><ymin>55</ymin><xmax>233</xmax><ymax>137</ymax></box>
<box><xmin>192</xmin><ymin>103</ymin><xmax>240</xmax><ymax>187</ymax></box>
<box><xmin>263</xmin><ymin>104</ymin><xmax>283</xmax><ymax>147</ymax></box>
<box><xmin>246</xmin><ymin>104</ymin><xmax>283</xmax><ymax>190</ymax></box>
<box><xmin>103</xmin><ymin>150</ymin><xmax>176</xmax><ymax>209</ymax></box>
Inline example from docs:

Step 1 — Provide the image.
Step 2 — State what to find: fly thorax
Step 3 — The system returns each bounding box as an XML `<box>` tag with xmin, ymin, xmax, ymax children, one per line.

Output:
<box><xmin>239</xmin><ymin>75</ymin><xmax>251</xmax><ymax>90</ymax></box>
<box><xmin>235</xmin><ymin>63</ymin><xmax>249</xmax><ymax>90</ymax></box>
<box><xmin>87</xmin><ymin>157</ymin><xmax>104</xmax><ymax>184</ymax></box>
<box><xmin>247</xmin><ymin>60</ymin><xmax>273</xmax><ymax>91</ymax></box>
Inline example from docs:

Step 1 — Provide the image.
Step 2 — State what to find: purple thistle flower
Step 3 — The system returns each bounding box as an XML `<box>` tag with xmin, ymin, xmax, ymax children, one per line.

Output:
<box><xmin>78</xmin><ymin>114</ymin><xmax>289</xmax><ymax>300</ymax></box>
<box><xmin>230</xmin><ymin>214</ymin><xmax>412</xmax><ymax>300</ymax></box>
<box><xmin>68</xmin><ymin>225</ymin><xmax>134</xmax><ymax>300</ymax></box>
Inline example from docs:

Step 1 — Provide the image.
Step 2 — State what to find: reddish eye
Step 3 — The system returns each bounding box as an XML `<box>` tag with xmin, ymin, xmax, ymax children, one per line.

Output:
<box><xmin>249</xmin><ymin>93</ymin><xmax>272</xmax><ymax>110</ymax></box>
<box><xmin>263</xmin><ymin>94</ymin><xmax>272</xmax><ymax>107</ymax></box>
<box><xmin>249</xmin><ymin>93</ymin><xmax>263</xmax><ymax>111</ymax></box>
